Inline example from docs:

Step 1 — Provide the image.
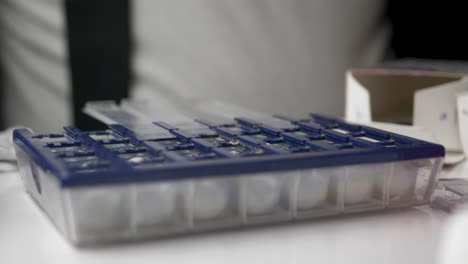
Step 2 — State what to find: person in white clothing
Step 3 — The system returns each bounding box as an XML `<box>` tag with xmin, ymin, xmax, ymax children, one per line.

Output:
<box><xmin>0</xmin><ymin>0</ymin><xmax>388</xmax><ymax>132</ymax></box>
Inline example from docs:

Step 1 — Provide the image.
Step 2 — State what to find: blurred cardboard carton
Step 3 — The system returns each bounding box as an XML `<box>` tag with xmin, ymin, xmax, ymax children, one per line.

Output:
<box><xmin>345</xmin><ymin>59</ymin><xmax>468</xmax><ymax>165</ymax></box>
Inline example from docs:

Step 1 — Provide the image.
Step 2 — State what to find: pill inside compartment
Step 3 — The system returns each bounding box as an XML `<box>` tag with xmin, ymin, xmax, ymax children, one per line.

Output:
<box><xmin>295</xmin><ymin>167</ymin><xmax>341</xmax><ymax>218</ymax></box>
<box><xmin>191</xmin><ymin>177</ymin><xmax>241</xmax><ymax>229</ymax></box>
<box><xmin>131</xmin><ymin>181</ymin><xmax>190</xmax><ymax>237</ymax></box>
<box><xmin>343</xmin><ymin>163</ymin><xmax>388</xmax><ymax>212</ymax></box>
<box><xmin>241</xmin><ymin>172</ymin><xmax>293</xmax><ymax>223</ymax></box>
<box><xmin>66</xmin><ymin>185</ymin><xmax>132</xmax><ymax>243</ymax></box>
<box><xmin>117</xmin><ymin>150</ymin><xmax>188</xmax><ymax>236</ymax></box>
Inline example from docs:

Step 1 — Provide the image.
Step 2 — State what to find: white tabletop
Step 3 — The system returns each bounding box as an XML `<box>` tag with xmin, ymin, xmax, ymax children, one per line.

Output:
<box><xmin>3</xmin><ymin>161</ymin><xmax>466</xmax><ymax>264</ymax></box>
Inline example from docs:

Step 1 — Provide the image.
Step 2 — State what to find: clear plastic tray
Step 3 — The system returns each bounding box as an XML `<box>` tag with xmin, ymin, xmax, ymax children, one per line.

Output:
<box><xmin>13</xmin><ymin>104</ymin><xmax>444</xmax><ymax>245</ymax></box>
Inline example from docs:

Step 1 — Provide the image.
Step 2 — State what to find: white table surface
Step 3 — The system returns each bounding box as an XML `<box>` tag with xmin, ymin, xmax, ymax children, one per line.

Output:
<box><xmin>1</xmin><ymin>161</ymin><xmax>467</xmax><ymax>264</ymax></box>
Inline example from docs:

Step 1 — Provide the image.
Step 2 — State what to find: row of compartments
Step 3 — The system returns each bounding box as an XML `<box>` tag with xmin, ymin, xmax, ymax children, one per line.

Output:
<box><xmin>56</xmin><ymin>158</ymin><xmax>441</xmax><ymax>243</ymax></box>
<box><xmin>36</xmin><ymin>120</ymin><xmax>407</xmax><ymax>168</ymax></box>
<box><xmin>38</xmin><ymin>130</ymin><xmax>404</xmax><ymax>174</ymax></box>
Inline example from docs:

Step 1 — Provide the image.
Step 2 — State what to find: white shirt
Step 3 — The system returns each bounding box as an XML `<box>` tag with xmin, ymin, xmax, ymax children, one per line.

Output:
<box><xmin>0</xmin><ymin>0</ymin><xmax>388</xmax><ymax>132</ymax></box>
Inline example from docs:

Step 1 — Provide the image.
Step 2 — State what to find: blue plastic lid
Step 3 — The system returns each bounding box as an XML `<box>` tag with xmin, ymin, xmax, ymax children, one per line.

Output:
<box><xmin>13</xmin><ymin>113</ymin><xmax>445</xmax><ymax>187</ymax></box>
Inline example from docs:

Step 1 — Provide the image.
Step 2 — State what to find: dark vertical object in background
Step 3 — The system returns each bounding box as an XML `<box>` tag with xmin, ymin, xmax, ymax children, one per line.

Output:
<box><xmin>0</xmin><ymin>46</ymin><xmax>3</xmax><ymax>129</ymax></box>
<box><xmin>0</xmin><ymin>33</ymin><xmax>3</xmax><ymax>129</ymax></box>
<box><xmin>64</xmin><ymin>0</ymin><xmax>131</xmax><ymax>130</ymax></box>
<box><xmin>388</xmin><ymin>2</ymin><xmax>468</xmax><ymax>60</ymax></box>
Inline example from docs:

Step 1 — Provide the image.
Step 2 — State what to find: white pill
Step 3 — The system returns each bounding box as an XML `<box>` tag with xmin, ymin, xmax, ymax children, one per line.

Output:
<box><xmin>344</xmin><ymin>169</ymin><xmax>374</xmax><ymax>204</ymax></box>
<box><xmin>135</xmin><ymin>184</ymin><xmax>176</xmax><ymax>226</ymax></box>
<box><xmin>193</xmin><ymin>180</ymin><xmax>229</xmax><ymax>220</ymax></box>
<box><xmin>74</xmin><ymin>188</ymin><xmax>127</xmax><ymax>233</ymax></box>
<box><xmin>246</xmin><ymin>176</ymin><xmax>281</xmax><ymax>215</ymax></box>
<box><xmin>297</xmin><ymin>171</ymin><xmax>329</xmax><ymax>209</ymax></box>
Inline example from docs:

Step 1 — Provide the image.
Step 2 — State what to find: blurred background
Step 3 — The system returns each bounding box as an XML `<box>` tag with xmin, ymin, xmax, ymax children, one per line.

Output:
<box><xmin>3</xmin><ymin>2</ymin><xmax>468</xmax><ymax>263</ymax></box>
<box><xmin>0</xmin><ymin>0</ymin><xmax>466</xmax><ymax>132</ymax></box>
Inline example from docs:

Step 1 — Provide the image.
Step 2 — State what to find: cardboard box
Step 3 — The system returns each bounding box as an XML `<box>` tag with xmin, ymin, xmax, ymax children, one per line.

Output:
<box><xmin>345</xmin><ymin>59</ymin><xmax>468</xmax><ymax>164</ymax></box>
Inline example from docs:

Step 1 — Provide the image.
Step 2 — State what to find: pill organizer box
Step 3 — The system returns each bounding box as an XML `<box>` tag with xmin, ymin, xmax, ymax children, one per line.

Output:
<box><xmin>13</xmin><ymin>103</ymin><xmax>444</xmax><ymax>245</ymax></box>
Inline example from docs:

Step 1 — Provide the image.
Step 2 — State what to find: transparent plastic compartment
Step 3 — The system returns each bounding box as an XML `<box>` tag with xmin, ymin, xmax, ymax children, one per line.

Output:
<box><xmin>343</xmin><ymin>163</ymin><xmax>388</xmax><ymax>212</ymax></box>
<box><xmin>388</xmin><ymin>158</ymin><xmax>442</xmax><ymax>207</ymax></box>
<box><xmin>295</xmin><ymin>167</ymin><xmax>341</xmax><ymax>218</ymax></box>
<box><xmin>15</xmin><ymin>143</ymin><xmax>443</xmax><ymax>244</ymax></box>
<box><xmin>13</xmin><ymin>108</ymin><xmax>445</xmax><ymax>245</ymax></box>
<box><xmin>14</xmin><ymin>144</ymin><xmax>69</xmax><ymax>237</ymax></box>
